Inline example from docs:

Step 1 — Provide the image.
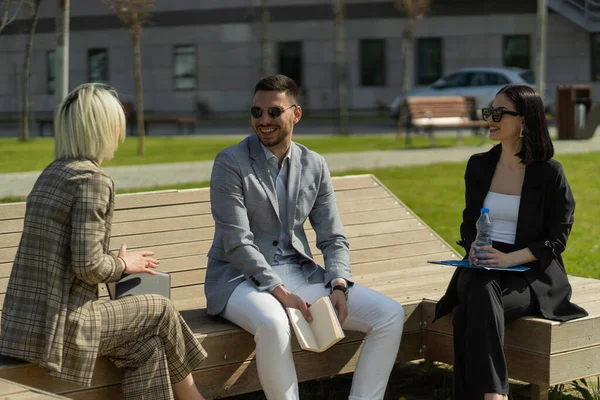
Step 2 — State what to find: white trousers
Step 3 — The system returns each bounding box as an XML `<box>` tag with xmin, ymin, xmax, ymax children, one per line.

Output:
<box><xmin>222</xmin><ymin>263</ymin><xmax>405</xmax><ymax>400</ymax></box>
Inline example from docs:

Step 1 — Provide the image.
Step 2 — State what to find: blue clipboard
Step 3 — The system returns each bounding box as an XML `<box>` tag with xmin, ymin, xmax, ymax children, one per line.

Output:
<box><xmin>428</xmin><ymin>259</ymin><xmax>530</xmax><ymax>272</ymax></box>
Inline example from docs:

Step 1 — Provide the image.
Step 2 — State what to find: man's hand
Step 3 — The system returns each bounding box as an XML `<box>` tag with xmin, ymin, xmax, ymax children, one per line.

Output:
<box><xmin>272</xmin><ymin>285</ymin><xmax>312</xmax><ymax>322</ymax></box>
<box><xmin>330</xmin><ymin>290</ymin><xmax>348</xmax><ymax>325</ymax></box>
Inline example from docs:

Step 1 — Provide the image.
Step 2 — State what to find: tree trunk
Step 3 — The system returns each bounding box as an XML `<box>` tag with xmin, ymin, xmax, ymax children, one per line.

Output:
<box><xmin>0</xmin><ymin>0</ymin><xmax>24</xmax><ymax>35</ymax></box>
<box><xmin>260</xmin><ymin>0</ymin><xmax>271</xmax><ymax>77</ymax></box>
<box><xmin>132</xmin><ymin>26</ymin><xmax>145</xmax><ymax>156</ymax></box>
<box><xmin>54</xmin><ymin>0</ymin><xmax>70</xmax><ymax>158</ymax></box>
<box><xmin>400</xmin><ymin>18</ymin><xmax>416</xmax><ymax>95</ymax></box>
<box><xmin>20</xmin><ymin>0</ymin><xmax>42</xmax><ymax>142</ymax></box>
<box><xmin>333</xmin><ymin>0</ymin><xmax>349</xmax><ymax>135</ymax></box>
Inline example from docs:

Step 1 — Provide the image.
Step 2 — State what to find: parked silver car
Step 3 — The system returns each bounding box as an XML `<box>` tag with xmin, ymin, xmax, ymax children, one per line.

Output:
<box><xmin>389</xmin><ymin>67</ymin><xmax>537</xmax><ymax>120</ymax></box>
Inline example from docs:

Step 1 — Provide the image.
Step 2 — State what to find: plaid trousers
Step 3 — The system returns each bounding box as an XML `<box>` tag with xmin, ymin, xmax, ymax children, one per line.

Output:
<box><xmin>97</xmin><ymin>294</ymin><xmax>207</xmax><ymax>400</ymax></box>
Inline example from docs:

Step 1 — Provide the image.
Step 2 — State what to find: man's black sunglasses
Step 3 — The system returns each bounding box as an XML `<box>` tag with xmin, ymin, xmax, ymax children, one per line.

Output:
<box><xmin>251</xmin><ymin>104</ymin><xmax>297</xmax><ymax>119</ymax></box>
<box><xmin>481</xmin><ymin>107</ymin><xmax>522</xmax><ymax>122</ymax></box>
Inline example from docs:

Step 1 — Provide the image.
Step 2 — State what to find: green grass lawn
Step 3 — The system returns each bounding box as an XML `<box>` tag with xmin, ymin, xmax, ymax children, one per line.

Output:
<box><xmin>0</xmin><ymin>135</ymin><xmax>488</xmax><ymax>173</ymax></box>
<box><xmin>2</xmin><ymin>151</ymin><xmax>596</xmax><ymax>278</ymax></box>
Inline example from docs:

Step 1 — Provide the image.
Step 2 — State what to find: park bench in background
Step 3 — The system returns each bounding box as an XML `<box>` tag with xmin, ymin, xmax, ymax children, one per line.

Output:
<box><xmin>122</xmin><ymin>102</ymin><xmax>197</xmax><ymax>136</ymax></box>
<box><xmin>0</xmin><ymin>175</ymin><xmax>599</xmax><ymax>400</ymax></box>
<box><xmin>398</xmin><ymin>96</ymin><xmax>488</xmax><ymax>146</ymax></box>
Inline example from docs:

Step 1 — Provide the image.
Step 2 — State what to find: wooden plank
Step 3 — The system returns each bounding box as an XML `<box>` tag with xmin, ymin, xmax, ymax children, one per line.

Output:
<box><xmin>114</xmin><ymin>189</ymin><xmax>209</xmax><ymax>210</ymax></box>
<box><xmin>339</xmin><ymin>208</ymin><xmax>414</xmax><ymax>226</ymax></box>
<box><xmin>350</xmin><ymin>241</ymin><xmax>454</xmax><ymax>265</ymax></box>
<box><xmin>108</xmin><ymin>232</ymin><xmax>213</xmax><ymax>253</ymax></box>
<box><xmin>0</xmin><ymin>357</ymin><xmax>122</xmax><ymax>396</ymax></box>
<box><xmin>421</xmin><ymin>300</ymin><xmax>554</xmax><ymax>355</ymax></box>
<box><xmin>0</xmin><ymin>247</ymin><xmax>17</xmax><ymax>264</ymax></box>
<box><xmin>0</xmin><ymin>379</ymin><xmax>30</xmax><ymax>395</ymax></box>
<box><xmin>331</xmin><ymin>175</ymin><xmax>378</xmax><ymax>191</ymax></box>
<box><xmin>337</xmin><ymin>197</ymin><xmax>404</xmax><ymax>214</ymax></box>
<box><xmin>0</xmin><ymin>233</ymin><xmax>21</xmax><ymax>249</ymax></box>
<box><xmin>2</xmin><ymin>328</ymin><xmax>422</xmax><ymax>399</ymax></box>
<box><xmin>0</xmin><ymin>203</ymin><xmax>26</xmax><ymax>221</ymax></box>
<box><xmin>0</xmin><ymin>262</ymin><xmax>14</xmax><ymax>279</ymax></box>
<box><xmin>423</xmin><ymin>330</ymin><xmax>551</xmax><ymax>386</ymax></box>
<box><xmin>0</xmin><ymin>219</ymin><xmax>24</xmax><ymax>235</ymax></box>
<box><xmin>113</xmin><ymin>202</ymin><xmax>211</xmax><ymax>224</ymax></box>
<box><xmin>334</xmin><ymin>187</ymin><xmax>391</xmax><ymax>202</ymax></box>
<box><xmin>342</xmin><ymin>220</ymin><xmax>429</xmax><ymax>239</ymax></box>
<box><xmin>549</xmin><ymin>344</ymin><xmax>600</xmax><ymax>384</ymax></box>
<box><xmin>111</xmin><ymin>214</ymin><xmax>215</xmax><ymax>236</ymax></box>
<box><xmin>64</xmin><ymin>331</ymin><xmax>423</xmax><ymax>400</ymax></box>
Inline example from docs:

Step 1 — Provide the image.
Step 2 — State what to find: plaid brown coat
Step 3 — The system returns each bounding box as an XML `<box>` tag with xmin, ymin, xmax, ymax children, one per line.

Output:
<box><xmin>0</xmin><ymin>159</ymin><xmax>124</xmax><ymax>386</ymax></box>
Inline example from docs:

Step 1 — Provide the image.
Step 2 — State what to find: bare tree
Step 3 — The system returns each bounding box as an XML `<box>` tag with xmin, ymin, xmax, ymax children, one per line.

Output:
<box><xmin>104</xmin><ymin>0</ymin><xmax>153</xmax><ymax>156</ymax></box>
<box><xmin>0</xmin><ymin>0</ymin><xmax>26</xmax><ymax>35</ymax></box>
<box><xmin>20</xmin><ymin>0</ymin><xmax>41</xmax><ymax>142</ymax></box>
<box><xmin>54</xmin><ymin>0</ymin><xmax>70</xmax><ymax>158</ymax></box>
<box><xmin>259</xmin><ymin>0</ymin><xmax>271</xmax><ymax>77</ymax></box>
<box><xmin>332</xmin><ymin>0</ymin><xmax>349</xmax><ymax>135</ymax></box>
<box><xmin>394</xmin><ymin>0</ymin><xmax>431</xmax><ymax>95</ymax></box>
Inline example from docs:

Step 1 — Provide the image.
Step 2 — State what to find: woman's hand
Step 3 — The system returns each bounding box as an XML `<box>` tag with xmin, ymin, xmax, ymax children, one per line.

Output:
<box><xmin>472</xmin><ymin>246</ymin><xmax>514</xmax><ymax>269</ymax></box>
<box><xmin>118</xmin><ymin>244</ymin><xmax>159</xmax><ymax>275</ymax></box>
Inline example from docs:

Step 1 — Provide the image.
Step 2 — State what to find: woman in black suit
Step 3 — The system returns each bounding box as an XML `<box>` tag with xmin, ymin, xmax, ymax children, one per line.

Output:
<box><xmin>433</xmin><ymin>85</ymin><xmax>587</xmax><ymax>400</ymax></box>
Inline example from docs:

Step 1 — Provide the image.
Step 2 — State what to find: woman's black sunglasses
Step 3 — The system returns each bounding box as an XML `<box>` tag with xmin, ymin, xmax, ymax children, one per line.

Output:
<box><xmin>481</xmin><ymin>107</ymin><xmax>522</xmax><ymax>122</ymax></box>
<box><xmin>251</xmin><ymin>104</ymin><xmax>297</xmax><ymax>119</ymax></box>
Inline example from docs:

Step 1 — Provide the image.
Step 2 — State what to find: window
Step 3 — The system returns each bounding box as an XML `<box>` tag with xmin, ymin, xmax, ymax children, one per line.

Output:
<box><xmin>416</xmin><ymin>38</ymin><xmax>443</xmax><ymax>85</ymax></box>
<box><xmin>360</xmin><ymin>39</ymin><xmax>386</xmax><ymax>86</ymax></box>
<box><xmin>591</xmin><ymin>34</ymin><xmax>600</xmax><ymax>81</ymax></box>
<box><xmin>278</xmin><ymin>42</ymin><xmax>303</xmax><ymax>87</ymax></box>
<box><xmin>468</xmin><ymin>72</ymin><xmax>509</xmax><ymax>86</ymax></box>
<box><xmin>88</xmin><ymin>48</ymin><xmax>108</xmax><ymax>83</ymax></box>
<box><xmin>486</xmin><ymin>72</ymin><xmax>510</xmax><ymax>86</ymax></box>
<box><xmin>443</xmin><ymin>72</ymin><xmax>469</xmax><ymax>88</ymax></box>
<box><xmin>503</xmin><ymin>35</ymin><xmax>530</xmax><ymax>69</ymax></box>
<box><xmin>47</xmin><ymin>50</ymin><xmax>55</xmax><ymax>94</ymax></box>
<box><xmin>174</xmin><ymin>45</ymin><xmax>197</xmax><ymax>90</ymax></box>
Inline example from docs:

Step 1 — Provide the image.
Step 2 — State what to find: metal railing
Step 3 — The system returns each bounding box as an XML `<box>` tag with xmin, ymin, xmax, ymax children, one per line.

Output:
<box><xmin>563</xmin><ymin>0</ymin><xmax>600</xmax><ymax>21</ymax></box>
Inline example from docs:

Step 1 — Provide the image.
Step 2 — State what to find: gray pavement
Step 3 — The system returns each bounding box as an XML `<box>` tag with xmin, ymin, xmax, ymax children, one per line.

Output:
<box><xmin>1</xmin><ymin>130</ymin><xmax>599</xmax><ymax>199</ymax></box>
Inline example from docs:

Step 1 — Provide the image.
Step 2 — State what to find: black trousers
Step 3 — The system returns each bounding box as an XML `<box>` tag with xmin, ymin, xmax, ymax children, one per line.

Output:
<box><xmin>452</xmin><ymin>268</ymin><xmax>537</xmax><ymax>399</ymax></box>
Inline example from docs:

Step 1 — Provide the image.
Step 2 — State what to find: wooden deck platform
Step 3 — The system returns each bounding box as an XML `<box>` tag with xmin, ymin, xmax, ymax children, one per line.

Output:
<box><xmin>0</xmin><ymin>378</ymin><xmax>69</xmax><ymax>399</ymax></box>
<box><xmin>1</xmin><ymin>174</ymin><xmax>599</xmax><ymax>400</ymax></box>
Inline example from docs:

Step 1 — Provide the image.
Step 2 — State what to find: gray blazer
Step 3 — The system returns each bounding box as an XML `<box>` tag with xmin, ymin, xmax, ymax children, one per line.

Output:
<box><xmin>205</xmin><ymin>134</ymin><xmax>352</xmax><ymax>315</ymax></box>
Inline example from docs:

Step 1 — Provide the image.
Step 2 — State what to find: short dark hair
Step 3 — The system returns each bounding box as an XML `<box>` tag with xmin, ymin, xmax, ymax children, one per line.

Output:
<box><xmin>498</xmin><ymin>85</ymin><xmax>554</xmax><ymax>164</ymax></box>
<box><xmin>254</xmin><ymin>75</ymin><xmax>299</xmax><ymax>103</ymax></box>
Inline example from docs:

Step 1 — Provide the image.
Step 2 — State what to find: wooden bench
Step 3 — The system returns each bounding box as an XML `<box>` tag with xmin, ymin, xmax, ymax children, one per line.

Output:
<box><xmin>143</xmin><ymin>117</ymin><xmax>197</xmax><ymax>136</ymax></box>
<box><xmin>397</xmin><ymin>96</ymin><xmax>488</xmax><ymax>146</ymax></box>
<box><xmin>0</xmin><ymin>174</ymin><xmax>599</xmax><ymax>400</ymax></box>
<box><xmin>122</xmin><ymin>102</ymin><xmax>197</xmax><ymax>136</ymax></box>
<box><xmin>0</xmin><ymin>378</ymin><xmax>70</xmax><ymax>399</ymax></box>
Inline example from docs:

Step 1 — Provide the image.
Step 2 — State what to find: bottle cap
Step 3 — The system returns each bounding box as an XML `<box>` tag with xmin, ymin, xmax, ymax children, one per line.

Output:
<box><xmin>481</xmin><ymin>208</ymin><xmax>490</xmax><ymax>214</ymax></box>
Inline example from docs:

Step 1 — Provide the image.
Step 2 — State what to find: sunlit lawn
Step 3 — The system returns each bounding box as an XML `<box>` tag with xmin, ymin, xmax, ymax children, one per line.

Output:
<box><xmin>0</xmin><ymin>134</ymin><xmax>488</xmax><ymax>173</ymax></box>
<box><xmin>1</xmin><ymin>147</ymin><xmax>596</xmax><ymax>278</ymax></box>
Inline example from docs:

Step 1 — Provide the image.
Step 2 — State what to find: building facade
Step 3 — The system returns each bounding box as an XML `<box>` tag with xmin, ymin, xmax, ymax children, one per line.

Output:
<box><xmin>0</xmin><ymin>0</ymin><xmax>598</xmax><ymax>118</ymax></box>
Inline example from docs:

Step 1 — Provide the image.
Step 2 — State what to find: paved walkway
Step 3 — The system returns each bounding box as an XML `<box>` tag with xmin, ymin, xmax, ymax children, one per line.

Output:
<box><xmin>1</xmin><ymin>132</ymin><xmax>599</xmax><ymax>198</ymax></box>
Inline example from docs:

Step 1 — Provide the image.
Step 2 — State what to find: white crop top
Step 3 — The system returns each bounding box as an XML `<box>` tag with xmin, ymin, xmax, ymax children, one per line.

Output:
<box><xmin>482</xmin><ymin>191</ymin><xmax>521</xmax><ymax>245</ymax></box>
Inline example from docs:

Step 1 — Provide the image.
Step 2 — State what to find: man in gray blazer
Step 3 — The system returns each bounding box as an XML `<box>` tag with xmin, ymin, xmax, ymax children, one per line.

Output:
<box><xmin>205</xmin><ymin>75</ymin><xmax>404</xmax><ymax>400</ymax></box>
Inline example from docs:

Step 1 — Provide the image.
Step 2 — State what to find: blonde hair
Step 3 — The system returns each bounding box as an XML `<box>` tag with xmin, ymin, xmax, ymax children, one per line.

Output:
<box><xmin>55</xmin><ymin>83</ymin><xmax>126</xmax><ymax>161</ymax></box>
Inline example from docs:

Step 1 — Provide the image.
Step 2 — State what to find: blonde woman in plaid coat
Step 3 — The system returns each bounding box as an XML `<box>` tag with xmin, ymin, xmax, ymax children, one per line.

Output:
<box><xmin>0</xmin><ymin>83</ymin><xmax>207</xmax><ymax>400</ymax></box>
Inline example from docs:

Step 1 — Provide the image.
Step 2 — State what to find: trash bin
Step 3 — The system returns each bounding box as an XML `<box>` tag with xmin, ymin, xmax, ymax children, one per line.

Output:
<box><xmin>556</xmin><ymin>85</ymin><xmax>592</xmax><ymax>140</ymax></box>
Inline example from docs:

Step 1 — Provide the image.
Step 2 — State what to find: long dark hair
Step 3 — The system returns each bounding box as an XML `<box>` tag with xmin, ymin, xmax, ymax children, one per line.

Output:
<box><xmin>497</xmin><ymin>85</ymin><xmax>554</xmax><ymax>164</ymax></box>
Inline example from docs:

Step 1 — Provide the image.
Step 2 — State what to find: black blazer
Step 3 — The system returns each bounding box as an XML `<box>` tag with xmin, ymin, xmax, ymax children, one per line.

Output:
<box><xmin>434</xmin><ymin>144</ymin><xmax>587</xmax><ymax>322</ymax></box>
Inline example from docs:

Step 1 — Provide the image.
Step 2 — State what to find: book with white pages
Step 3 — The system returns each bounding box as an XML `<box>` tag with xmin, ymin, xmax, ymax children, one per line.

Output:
<box><xmin>286</xmin><ymin>296</ymin><xmax>345</xmax><ymax>353</ymax></box>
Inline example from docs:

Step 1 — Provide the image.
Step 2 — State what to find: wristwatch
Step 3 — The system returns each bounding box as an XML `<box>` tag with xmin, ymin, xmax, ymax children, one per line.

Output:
<box><xmin>330</xmin><ymin>284</ymin><xmax>348</xmax><ymax>300</ymax></box>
